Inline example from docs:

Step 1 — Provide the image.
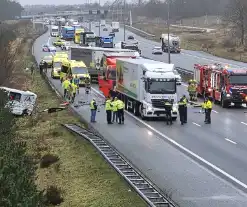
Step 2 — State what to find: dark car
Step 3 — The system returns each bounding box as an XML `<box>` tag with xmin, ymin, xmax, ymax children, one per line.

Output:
<box><xmin>103</xmin><ymin>28</ymin><xmax>108</xmax><ymax>31</ymax></box>
<box><xmin>109</xmin><ymin>32</ymin><xmax>115</xmax><ymax>37</ymax></box>
<box><xmin>127</xmin><ymin>35</ymin><xmax>134</xmax><ymax>40</ymax></box>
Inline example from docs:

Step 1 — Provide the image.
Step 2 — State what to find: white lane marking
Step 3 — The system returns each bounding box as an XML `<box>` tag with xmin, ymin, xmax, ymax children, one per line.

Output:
<box><xmin>225</xmin><ymin>138</ymin><xmax>237</xmax><ymax>145</ymax></box>
<box><xmin>192</xmin><ymin>122</ymin><xmax>201</xmax><ymax>127</ymax></box>
<box><xmin>241</xmin><ymin>122</ymin><xmax>247</xmax><ymax>126</ymax></box>
<box><xmin>212</xmin><ymin>110</ymin><xmax>218</xmax><ymax>113</ymax></box>
<box><xmin>47</xmin><ymin>37</ymin><xmax>51</xmax><ymax>45</ymax></box>
<box><xmin>91</xmin><ymin>86</ymin><xmax>247</xmax><ymax>190</ymax></box>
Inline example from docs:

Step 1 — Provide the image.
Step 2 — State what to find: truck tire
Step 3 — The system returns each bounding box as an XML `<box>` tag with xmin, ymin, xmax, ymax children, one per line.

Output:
<box><xmin>133</xmin><ymin>102</ymin><xmax>139</xmax><ymax>116</ymax></box>
<box><xmin>221</xmin><ymin>99</ymin><xmax>229</xmax><ymax>108</ymax></box>
<box><xmin>139</xmin><ymin>104</ymin><xmax>146</xmax><ymax>120</ymax></box>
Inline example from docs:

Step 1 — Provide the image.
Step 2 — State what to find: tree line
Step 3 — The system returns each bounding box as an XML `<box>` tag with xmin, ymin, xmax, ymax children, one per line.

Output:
<box><xmin>133</xmin><ymin>0</ymin><xmax>230</xmax><ymax>20</ymax></box>
<box><xmin>0</xmin><ymin>0</ymin><xmax>23</xmax><ymax>20</ymax></box>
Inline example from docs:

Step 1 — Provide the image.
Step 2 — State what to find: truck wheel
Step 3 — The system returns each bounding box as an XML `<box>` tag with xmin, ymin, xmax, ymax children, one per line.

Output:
<box><xmin>133</xmin><ymin>102</ymin><xmax>139</xmax><ymax>116</ymax></box>
<box><xmin>139</xmin><ymin>104</ymin><xmax>146</xmax><ymax>120</ymax></box>
<box><xmin>172</xmin><ymin>117</ymin><xmax>177</xmax><ymax>121</ymax></box>
<box><xmin>221</xmin><ymin>99</ymin><xmax>229</xmax><ymax>108</ymax></box>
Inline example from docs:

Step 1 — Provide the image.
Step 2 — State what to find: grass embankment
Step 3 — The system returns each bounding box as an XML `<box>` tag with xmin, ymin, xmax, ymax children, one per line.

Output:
<box><xmin>129</xmin><ymin>19</ymin><xmax>247</xmax><ymax>63</ymax></box>
<box><xmin>10</xmin><ymin>22</ymin><xmax>146</xmax><ymax>206</ymax></box>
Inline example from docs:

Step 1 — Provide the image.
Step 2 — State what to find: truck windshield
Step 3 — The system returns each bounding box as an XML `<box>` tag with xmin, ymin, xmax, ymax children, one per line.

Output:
<box><xmin>52</xmin><ymin>29</ymin><xmax>58</xmax><ymax>32</ymax></box>
<box><xmin>107</xmin><ymin>69</ymin><xmax>116</xmax><ymax>80</ymax></box>
<box><xmin>71</xmin><ymin>67</ymin><xmax>88</xmax><ymax>74</ymax></box>
<box><xmin>229</xmin><ymin>75</ymin><xmax>247</xmax><ymax>85</ymax></box>
<box><xmin>9</xmin><ymin>92</ymin><xmax>21</xmax><ymax>102</ymax></box>
<box><xmin>66</xmin><ymin>30</ymin><xmax>74</xmax><ymax>34</ymax></box>
<box><xmin>148</xmin><ymin>80</ymin><xmax>176</xmax><ymax>94</ymax></box>
<box><xmin>53</xmin><ymin>62</ymin><xmax>62</xmax><ymax>68</ymax></box>
<box><xmin>86</xmin><ymin>37</ymin><xmax>95</xmax><ymax>42</ymax></box>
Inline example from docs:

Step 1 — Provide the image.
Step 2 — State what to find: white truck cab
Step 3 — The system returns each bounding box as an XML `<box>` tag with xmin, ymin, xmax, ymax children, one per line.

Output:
<box><xmin>116</xmin><ymin>58</ymin><xmax>178</xmax><ymax>120</ymax></box>
<box><xmin>0</xmin><ymin>87</ymin><xmax>37</xmax><ymax>116</ymax></box>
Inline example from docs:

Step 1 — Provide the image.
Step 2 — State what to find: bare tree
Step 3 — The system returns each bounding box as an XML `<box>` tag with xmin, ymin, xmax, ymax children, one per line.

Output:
<box><xmin>226</xmin><ymin>0</ymin><xmax>247</xmax><ymax>45</ymax></box>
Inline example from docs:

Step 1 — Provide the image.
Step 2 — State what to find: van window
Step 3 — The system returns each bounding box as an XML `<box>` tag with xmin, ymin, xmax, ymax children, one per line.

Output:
<box><xmin>23</xmin><ymin>95</ymin><xmax>35</xmax><ymax>102</ymax></box>
<box><xmin>61</xmin><ymin>65</ymin><xmax>69</xmax><ymax>73</ymax></box>
<box><xmin>9</xmin><ymin>92</ymin><xmax>21</xmax><ymax>102</ymax></box>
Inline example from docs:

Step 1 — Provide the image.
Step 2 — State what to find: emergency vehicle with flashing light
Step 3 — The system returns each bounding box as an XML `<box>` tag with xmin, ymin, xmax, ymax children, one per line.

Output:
<box><xmin>194</xmin><ymin>63</ymin><xmax>247</xmax><ymax>108</ymax></box>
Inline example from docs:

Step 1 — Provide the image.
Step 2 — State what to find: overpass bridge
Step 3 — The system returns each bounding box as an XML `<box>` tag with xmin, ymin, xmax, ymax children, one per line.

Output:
<box><xmin>21</xmin><ymin>9</ymin><xmax>109</xmax><ymax>19</ymax></box>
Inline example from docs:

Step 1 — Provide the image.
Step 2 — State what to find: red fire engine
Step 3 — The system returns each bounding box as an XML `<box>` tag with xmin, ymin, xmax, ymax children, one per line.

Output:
<box><xmin>194</xmin><ymin>63</ymin><xmax>247</xmax><ymax>108</ymax></box>
<box><xmin>98</xmin><ymin>52</ymin><xmax>139</xmax><ymax>97</ymax></box>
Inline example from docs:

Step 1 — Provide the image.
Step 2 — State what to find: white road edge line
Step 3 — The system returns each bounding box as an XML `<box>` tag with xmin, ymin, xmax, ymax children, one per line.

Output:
<box><xmin>241</xmin><ymin>122</ymin><xmax>247</xmax><ymax>126</ymax></box>
<box><xmin>225</xmin><ymin>138</ymin><xmax>237</xmax><ymax>145</ymax></box>
<box><xmin>91</xmin><ymin>87</ymin><xmax>247</xmax><ymax>190</ymax></box>
<box><xmin>192</xmin><ymin>122</ymin><xmax>201</xmax><ymax>127</ymax></box>
<box><xmin>212</xmin><ymin>110</ymin><xmax>218</xmax><ymax>113</ymax></box>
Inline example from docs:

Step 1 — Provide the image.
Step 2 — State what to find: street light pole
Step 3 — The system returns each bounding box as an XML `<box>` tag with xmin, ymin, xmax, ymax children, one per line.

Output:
<box><xmin>123</xmin><ymin>0</ymin><xmax>126</xmax><ymax>41</ymax></box>
<box><xmin>98</xmin><ymin>0</ymin><xmax>101</xmax><ymax>36</ymax></box>
<box><xmin>167</xmin><ymin>0</ymin><xmax>171</xmax><ymax>64</ymax></box>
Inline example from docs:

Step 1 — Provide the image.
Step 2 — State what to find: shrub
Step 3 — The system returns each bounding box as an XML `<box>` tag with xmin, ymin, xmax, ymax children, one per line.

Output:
<box><xmin>40</xmin><ymin>154</ymin><xmax>60</xmax><ymax>168</ymax></box>
<box><xmin>45</xmin><ymin>186</ymin><xmax>64</xmax><ymax>205</ymax></box>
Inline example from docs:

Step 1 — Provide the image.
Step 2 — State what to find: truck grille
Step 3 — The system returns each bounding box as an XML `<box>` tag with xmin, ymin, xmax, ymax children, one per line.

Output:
<box><xmin>80</xmin><ymin>77</ymin><xmax>85</xmax><ymax>81</ymax></box>
<box><xmin>151</xmin><ymin>99</ymin><xmax>167</xmax><ymax>108</ymax></box>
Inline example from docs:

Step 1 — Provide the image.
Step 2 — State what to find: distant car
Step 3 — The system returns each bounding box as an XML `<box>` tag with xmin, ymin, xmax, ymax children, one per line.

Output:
<box><xmin>61</xmin><ymin>42</ymin><xmax>71</xmax><ymax>50</ymax></box>
<box><xmin>103</xmin><ymin>27</ymin><xmax>108</xmax><ymax>31</ymax></box>
<box><xmin>53</xmin><ymin>39</ymin><xmax>65</xmax><ymax>47</ymax></box>
<box><xmin>109</xmin><ymin>32</ymin><xmax>115</xmax><ymax>37</ymax></box>
<box><xmin>127</xmin><ymin>35</ymin><xmax>134</xmax><ymax>40</ymax></box>
<box><xmin>42</xmin><ymin>44</ymin><xmax>56</xmax><ymax>52</ymax></box>
<box><xmin>152</xmin><ymin>46</ymin><xmax>162</xmax><ymax>55</ymax></box>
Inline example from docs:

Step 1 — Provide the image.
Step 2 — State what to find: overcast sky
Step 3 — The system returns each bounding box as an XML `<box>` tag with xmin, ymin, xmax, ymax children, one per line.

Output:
<box><xmin>19</xmin><ymin>0</ymin><xmax>104</xmax><ymax>6</ymax></box>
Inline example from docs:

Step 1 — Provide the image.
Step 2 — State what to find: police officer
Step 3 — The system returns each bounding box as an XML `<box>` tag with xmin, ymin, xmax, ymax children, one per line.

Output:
<box><xmin>116</xmin><ymin>98</ymin><xmax>125</xmax><ymax>124</ymax></box>
<box><xmin>90</xmin><ymin>98</ymin><xmax>97</xmax><ymax>123</ymax></box>
<box><xmin>112</xmin><ymin>97</ymin><xmax>118</xmax><ymax>123</ymax></box>
<box><xmin>105</xmin><ymin>97</ymin><xmax>113</xmax><ymax>124</ymax></box>
<box><xmin>182</xmin><ymin>95</ymin><xmax>188</xmax><ymax>123</ymax></box>
<box><xmin>70</xmin><ymin>80</ymin><xmax>78</xmax><ymax>103</ymax></box>
<box><xmin>178</xmin><ymin>97</ymin><xmax>186</xmax><ymax>125</ymax></box>
<box><xmin>39</xmin><ymin>60</ymin><xmax>44</xmax><ymax>74</ymax></box>
<box><xmin>73</xmin><ymin>75</ymin><xmax>80</xmax><ymax>94</ymax></box>
<box><xmin>204</xmin><ymin>97</ymin><xmax>213</xmax><ymax>124</ymax></box>
<box><xmin>164</xmin><ymin>100</ymin><xmax>173</xmax><ymax>125</ymax></box>
<box><xmin>43</xmin><ymin>61</ymin><xmax>48</xmax><ymax>73</ymax></box>
<box><xmin>62</xmin><ymin>78</ymin><xmax>71</xmax><ymax>99</ymax></box>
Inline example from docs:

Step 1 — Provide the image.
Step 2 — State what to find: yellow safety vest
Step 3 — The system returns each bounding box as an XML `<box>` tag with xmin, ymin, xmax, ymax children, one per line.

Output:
<box><xmin>205</xmin><ymin>100</ymin><xmax>212</xmax><ymax>109</ymax></box>
<box><xmin>71</xmin><ymin>83</ymin><xmax>77</xmax><ymax>93</ymax></box>
<box><xmin>105</xmin><ymin>100</ymin><xmax>112</xmax><ymax>111</ymax></box>
<box><xmin>182</xmin><ymin>97</ymin><xmax>187</xmax><ymax>106</ymax></box>
<box><xmin>112</xmin><ymin>101</ymin><xmax>118</xmax><ymax>112</ymax></box>
<box><xmin>90</xmin><ymin>100</ymin><xmax>96</xmax><ymax>110</ymax></box>
<box><xmin>201</xmin><ymin>102</ymin><xmax>206</xmax><ymax>109</ymax></box>
<box><xmin>117</xmin><ymin>100</ymin><xmax>124</xmax><ymax>110</ymax></box>
<box><xmin>62</xmin><ymin>80</ymin><xmax>70</xmax><ymax>89</ymax></box>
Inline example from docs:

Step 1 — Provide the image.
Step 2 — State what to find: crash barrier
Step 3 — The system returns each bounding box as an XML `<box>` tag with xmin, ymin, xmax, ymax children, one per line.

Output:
<box><xmin>125</xmin><ymin>25</ymin><xmax>156</xmax><ymax>37</ymax></box>
<box><xmin>170</xmin><ymin>24</ymin><xmax>215</xmax><ymax>33</ymax></box>
<box><xmin>64</xmin><ymin>124</ymin><xmax>175</xmax><ymax>207</ymax></box>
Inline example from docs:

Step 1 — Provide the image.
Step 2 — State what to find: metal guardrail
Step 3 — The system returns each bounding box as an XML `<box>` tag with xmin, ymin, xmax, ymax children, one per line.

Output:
<box><xmin>124</xmin><ymin>25</ymin><xmax>156</xmax><ymax>37</ymax></box>
<box><xmin>63</xmin><ymin>123</ymin><xmax>175</xmax><ymax>207</ymax></box>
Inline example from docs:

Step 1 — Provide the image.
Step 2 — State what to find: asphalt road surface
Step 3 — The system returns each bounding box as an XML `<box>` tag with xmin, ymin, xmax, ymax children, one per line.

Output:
<box><xmin>33</xmin><ymin>26</ymin><xmax>247</xmax><ymax>207</ymax></box>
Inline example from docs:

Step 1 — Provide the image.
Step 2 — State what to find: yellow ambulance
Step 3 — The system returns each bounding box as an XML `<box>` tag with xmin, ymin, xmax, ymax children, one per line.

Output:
<box><xmin>60</xmin><ymin>60</ymin><xmax>90</xmax><ymax>85</ymax></box>
<box><xmin>74</xmin><ymin>28</ymin><xmax>84</xmax><ymax>44</ymax></box>
<box><xmin>51</xmin><ymin>56</ymin><xmax>67</xmax><ymax>79</ymax></box>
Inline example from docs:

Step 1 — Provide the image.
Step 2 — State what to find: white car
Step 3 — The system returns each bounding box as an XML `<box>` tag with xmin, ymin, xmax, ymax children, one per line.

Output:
<box><xmin>0</xmin><ymin>87</ymin><xmax>37</xmax><ymax>116</ymax></box>
<box><xmin>61</xmin><ymin>42</ymin><xmax>71</xmax><ymax>50</ymax></box>
<box><xmin>152</xmin><ymin>46</ymin><xmax>163</xmax><ymax>54</ymax></box>
<box><xmin>174</xmin><ymin>69</ymin><xmax>182</xmax><ymax>85</ymax></box>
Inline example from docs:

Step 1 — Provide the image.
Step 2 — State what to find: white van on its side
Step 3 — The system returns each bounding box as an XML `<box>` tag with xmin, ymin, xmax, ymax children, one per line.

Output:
<box><xmin>0</xmin><ymin>87</ymin><xmax>37</xmax><ymax>116</ymax></box>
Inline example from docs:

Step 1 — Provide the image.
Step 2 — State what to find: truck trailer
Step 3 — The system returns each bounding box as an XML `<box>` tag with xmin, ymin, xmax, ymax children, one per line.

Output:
<box><xmin>70</xmin><ymin>47</ymin><xmax>139</xmax><ymax>83</ymax></box>
<box><xmin>116</xmin><ymin>58</ymin><xmax>178</xmax><ymax>120</ymax></box>
<box><xmin>111</xmin><ymin>22</ymin><xmax>119</xmax><ymax>32</ymax></box>
<box><xmin>160</xmin><ymin>34</ymin><xmax>181</xmax><ymax>53</ymax></box>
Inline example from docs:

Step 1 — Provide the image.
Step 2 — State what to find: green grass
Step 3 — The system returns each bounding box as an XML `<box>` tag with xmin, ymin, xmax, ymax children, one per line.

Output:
<box><xmin>13</xmin><ymin>25</ymin><xmax>147</xmax><ymax>207</ymax></box>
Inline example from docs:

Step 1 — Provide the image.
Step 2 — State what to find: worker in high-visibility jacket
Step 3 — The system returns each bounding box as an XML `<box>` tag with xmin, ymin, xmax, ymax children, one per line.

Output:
<box><xmin>116</xmin><ymin>98</ymin><xmax>125</xmax><ymax>124</ymax></box>
<box><xmin>70</xmin><ymin>81</ymin><xmax>78</xmax><ymax>103</ymax></box>
<box><xmin>188</xmin><ymin>82</ymin><xmax>197</xmax><ymax>101</ymax></box>
<box><xmin>105</xmin><ymin>97</ymin><xmax>113</xmax><ymax>124</ymax></box>
<box><xmin>111</xmin><ymin>97</ymin><xmax>118</xmax><ymax>123</ymax></box>
<box><xmin>90</xmin><ymin>98</ymin><xmax>97</xmax><ymax>123</ymax></box>
<box><xmin>62</xmin><ymin>78</ymin><xmax>71</xmax><ymax>99</ymax></box>
<box><xmin>181</xmin><ymin>95</ymin><xmax>188</xmax><ymax>123</ymax></box>
<box><xmin>204</xmin><ymin>97</ymin><xmax>213</xmax><ymax>124</ymax></box>
<box><xmin>178</xmin><ymin>97</ymin><xmax>186</xmax><ymax>125</ymax></box>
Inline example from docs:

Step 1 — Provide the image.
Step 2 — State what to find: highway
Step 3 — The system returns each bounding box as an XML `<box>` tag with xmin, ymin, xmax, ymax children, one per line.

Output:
<box><xmin>33</xmin><ymin>27</ymin><xmax>247</xmax><ymax>207</ymax></box>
